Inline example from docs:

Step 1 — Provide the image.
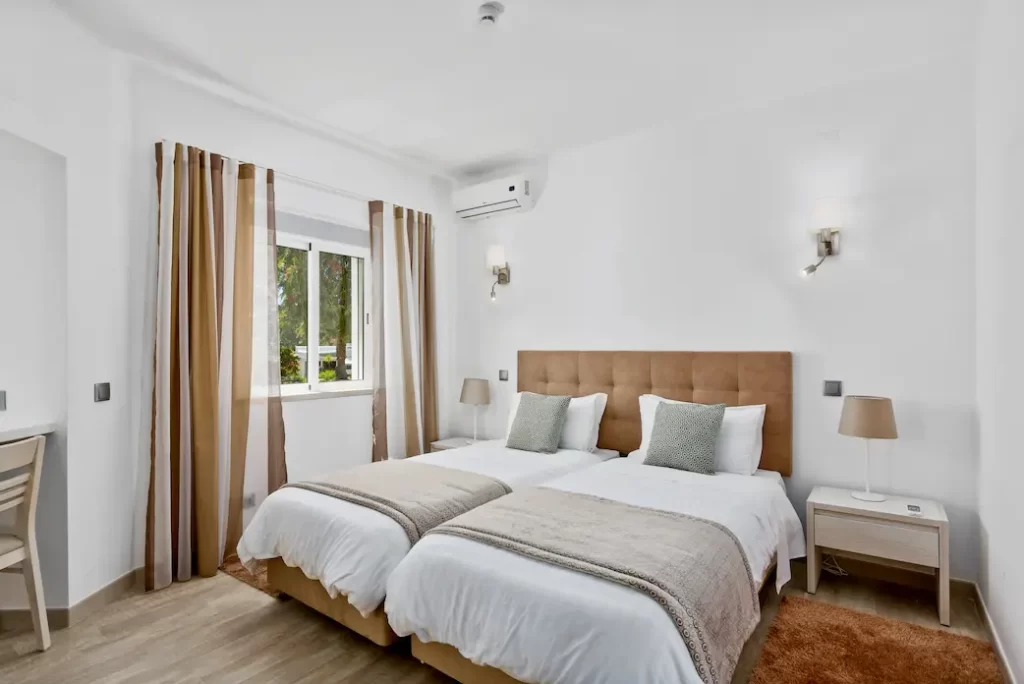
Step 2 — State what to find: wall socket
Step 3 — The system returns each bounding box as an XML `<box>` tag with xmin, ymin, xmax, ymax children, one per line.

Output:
<box><xmin>94</xmin><ymin>382</ymin><xmax>111</xmax><ymax>402</ymax></box>
<box><xmin>0</xmin><ymin>390</ymin><xmax>6</xmax><ymax>412</ymax></box>
<box><xmin>498</xmin><ymin>370</ymin><xmax>509</xmax><ymax>382</ymax></box>
<box><xmin>242</xmin><ymin>493</ymin><xmax>257</xmax><ymax>509</ymax></box>
<box><xmin>823</xmin><ymin>380</ymin><xmax>843</xmax><ymax>397</ymax></box>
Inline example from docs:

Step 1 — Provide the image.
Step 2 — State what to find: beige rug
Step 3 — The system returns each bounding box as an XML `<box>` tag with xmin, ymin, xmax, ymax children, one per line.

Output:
<box><xmin>750</xmin><ymin>596</ymin><xmax>1002</xmax><ymax>684</ymax></box>
<box><xmin>220</xmin><ymin>553</ymin><xmax>278</xmax><ymax>598</ymax></box>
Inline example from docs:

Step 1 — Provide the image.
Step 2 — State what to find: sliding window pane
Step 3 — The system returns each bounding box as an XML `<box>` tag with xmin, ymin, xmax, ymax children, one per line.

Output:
<box><xmin>319</xmin><ymin>251</ymin><xmax>364</xmax><ymax>381</ymax></box>
<box><xmin>277</xmin><ymin>245</ymin><xmax>308</xmax><ymax>385</ymax></box>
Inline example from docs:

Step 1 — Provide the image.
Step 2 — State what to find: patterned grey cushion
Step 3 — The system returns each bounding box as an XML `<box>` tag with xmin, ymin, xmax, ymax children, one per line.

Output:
<box><xmin>643</xmin><ymin>402</ymin><xmax>726</xmax><ymax>475</ymax></box>
<box><xmin>506</xmin><ymin>393</ymin><xmax>572</xmax><ymax>453</ymax></box>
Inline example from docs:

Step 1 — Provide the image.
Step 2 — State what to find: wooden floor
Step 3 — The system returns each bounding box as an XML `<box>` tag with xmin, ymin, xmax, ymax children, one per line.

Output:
<box><xmin>0</xmin><ymin>562</ymin><xmax>992</xmax><ymax>684</ymax></box>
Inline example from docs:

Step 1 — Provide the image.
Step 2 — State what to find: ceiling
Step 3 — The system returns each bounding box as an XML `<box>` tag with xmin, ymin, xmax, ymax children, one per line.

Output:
<box><xmin>56</xmin><ymin>0</ymin><xmax>977</xmax><ymax>179</ymax></box>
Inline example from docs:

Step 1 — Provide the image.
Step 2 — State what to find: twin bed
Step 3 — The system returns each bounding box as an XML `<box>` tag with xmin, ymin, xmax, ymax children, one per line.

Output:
<box><xmin>238</xmin><ymin>350</ymin><xmax>804</xmax><ymax>684</ymax></box>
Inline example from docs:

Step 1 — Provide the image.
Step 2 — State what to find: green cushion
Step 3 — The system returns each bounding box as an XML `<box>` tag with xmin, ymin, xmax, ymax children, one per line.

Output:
<box><xmin>506</xmin><ymin>393</ymin><xmax>572</xmax><ymax>453</ymax></box>
<box><xmin>643</xmin><ymin>401</ymin><xmax>726</xmax><ymax>474</ymax></box>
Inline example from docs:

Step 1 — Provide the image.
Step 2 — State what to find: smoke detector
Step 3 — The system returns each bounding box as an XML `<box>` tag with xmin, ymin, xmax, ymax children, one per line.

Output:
<box><xmin>478</xmin><ymin>2</ymin><xmax>505</xmax><ymax>28</ymax></box>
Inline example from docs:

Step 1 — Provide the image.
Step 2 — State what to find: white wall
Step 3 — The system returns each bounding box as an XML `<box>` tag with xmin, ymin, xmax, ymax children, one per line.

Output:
<box><xmin>976</xmin><ymin>0</ymin><xmax>1024</xmax><ymax>678</ymax></box>
<box><xmin>453</xmin><ymin>54</ymin><xmax>980</xmax><ymax>579</ymax></box>
<box><xmin>0</xmin><ymin>1</ymin><xmax>132</xmax><ymax>610</ymax></box>
<box><xmin>282</xmin><ymin>395</ymin><xmax>373</xmax><ymax>482</ymax></box>
<box><xmin>0</xmin><ymin>130</ymin><xmax>68</xmax><ymax>609</ymax></box>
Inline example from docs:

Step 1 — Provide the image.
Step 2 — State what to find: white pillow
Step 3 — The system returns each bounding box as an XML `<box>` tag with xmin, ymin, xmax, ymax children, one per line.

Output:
<box><xmin>637</xmin><ymin>394</ymin><xmax>765</xmax><ymax>475</ymax></box>
<box><xmin>506</xmin><ymin>392</ymin><xmax>609</xmax><ymax>452</ymax></box>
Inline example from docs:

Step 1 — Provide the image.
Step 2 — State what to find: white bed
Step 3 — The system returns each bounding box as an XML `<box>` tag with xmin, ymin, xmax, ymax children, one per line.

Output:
<box><xmin>237</xmin><ymin>440</ymin><xmax>617</xmax><ymax>615</ymax></box>
<box><xmin>385</xmin><ymin>457</ymin><xmax>805</xmax><ymax>684</ymax></box>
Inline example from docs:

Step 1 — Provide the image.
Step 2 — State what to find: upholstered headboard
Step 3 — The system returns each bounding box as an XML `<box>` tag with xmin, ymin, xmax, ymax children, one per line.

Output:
<box><xmin>517</xmin><ymin>351</ymin><xmax>793</xmax><ymax>476</ymax></box>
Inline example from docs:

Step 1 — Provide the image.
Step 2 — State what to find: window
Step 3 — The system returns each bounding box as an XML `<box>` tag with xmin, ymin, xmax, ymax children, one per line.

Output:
<box><xmin>277</xmin><ymin>231</ymin><xmax>369</xmax><ymax>395</ymax></box>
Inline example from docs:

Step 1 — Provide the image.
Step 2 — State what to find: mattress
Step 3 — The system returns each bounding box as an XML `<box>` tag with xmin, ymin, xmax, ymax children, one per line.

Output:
<box><xmin>385</xmin><ymin>458</ymin><xmax>805</xmax><ymax>684</ymax></box>
<box><xmin>236</xmin><ymin>440</ymin><xmax>617</xmax><ymax>615</ymax></box>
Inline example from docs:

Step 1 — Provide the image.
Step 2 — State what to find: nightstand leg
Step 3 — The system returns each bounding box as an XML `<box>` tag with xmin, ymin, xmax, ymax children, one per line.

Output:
<box><xmin>806</xmin><ymin>501</ymin><xmax>820</xmax><ymax>594</ymax></box>
<box><xmin>938</xmin><ymin>524</ymin><xmax>950</xmax><ymax>626</ymax></box>
<box><xmin>807</xmin><ymin>547</ymin><xmax>821</xmax><ymax>594</ymax></box>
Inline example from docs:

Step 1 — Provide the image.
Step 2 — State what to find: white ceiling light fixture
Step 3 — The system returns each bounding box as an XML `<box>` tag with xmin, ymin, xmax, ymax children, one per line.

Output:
<box><xmin>477</xmin><ymin>2</ymin><xmax>505</xmax><ymax>29</ymax></box>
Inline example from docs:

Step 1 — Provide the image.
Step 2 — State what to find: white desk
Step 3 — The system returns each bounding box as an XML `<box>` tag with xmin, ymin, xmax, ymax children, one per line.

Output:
<box><xmin>0</xmin><ymin>422</ymin><xmax>57</xmax><ymax>444</ymax></box>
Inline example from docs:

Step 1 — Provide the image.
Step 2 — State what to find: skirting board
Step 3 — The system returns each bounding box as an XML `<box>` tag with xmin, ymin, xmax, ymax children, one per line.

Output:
<box><xmin>974</xmin><ymin>582</ymin><xmax>1019</xmax><ymax>684</ymax></box>
<box><xmin>0</xmin><ymin>567</ymin><xmax>139</xmax><ymax>633</ymax></box>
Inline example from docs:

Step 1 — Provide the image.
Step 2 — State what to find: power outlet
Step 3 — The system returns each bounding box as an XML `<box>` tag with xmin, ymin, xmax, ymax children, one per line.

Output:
<box><xmin>94</xmin><ymin>382</ymin><xmax>111</xmax><ymax>402</ymax></box>
<box><xmin>823</xmin><ymin>380</ymin><xmax>843</xmax><ymax>397</ymax></box>
<box><xmin>498</xmin><ymin>370</ymin><xmax>509</xmax><ymax>382</ymax></box>
<box><xmin>242</xmin><ymin>493</ymin><xmax>257</xmax><ymax>509</ymax></box>
<box><xmin>0</xmin><ymin>390</ymin><xmax>6</xmax><ymax>412</ymax></box>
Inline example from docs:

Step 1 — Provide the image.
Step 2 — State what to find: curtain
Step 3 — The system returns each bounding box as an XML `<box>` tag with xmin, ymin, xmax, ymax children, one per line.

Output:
<box><xmin>146</xmin><ymin>143</ymin><xmax>287</xmax><ymax>590</ymax></box>
<box><xmin>369</xmin><ymin>201</ymin><xmax>439</xmax><ymax>460</ymax></box>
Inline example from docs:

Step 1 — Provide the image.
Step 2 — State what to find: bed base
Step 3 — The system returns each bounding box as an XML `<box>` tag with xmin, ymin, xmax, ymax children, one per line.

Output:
<box><xmin>412</xmin><ymin>561</ymin><xmax>779</xmax><ymax>684</ymax></box>
<box><xmin>412</xmin><ymin>637</ymin><xmax>522</xmax><ymax>684</ymax></box>
<box><xmin>266</xmin><ymin>557</ymin><xmax>398</xmax><ymax>647</ymax></box>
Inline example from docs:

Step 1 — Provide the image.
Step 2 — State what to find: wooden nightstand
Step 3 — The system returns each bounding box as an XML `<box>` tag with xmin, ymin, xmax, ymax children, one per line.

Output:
<box><xmin>806</xmin><ymin>486</ymin><xmax>950</xmax><ymax>626</ymax></box>
<box><xmin>429</xmin><ymin>437</ymin><xmax>476</xmax><ymax>452</ymax></box>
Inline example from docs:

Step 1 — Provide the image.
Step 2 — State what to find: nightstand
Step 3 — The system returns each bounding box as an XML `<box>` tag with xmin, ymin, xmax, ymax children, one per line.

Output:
<box><xmin>806</xmin><ymin>486</ymin><xmax>950</xmax><ymax>626</ymax></box>
<box><xmin>430</xmin><ymin>437</ymin><xmax>476</xmax><ymax>452</ymax></box>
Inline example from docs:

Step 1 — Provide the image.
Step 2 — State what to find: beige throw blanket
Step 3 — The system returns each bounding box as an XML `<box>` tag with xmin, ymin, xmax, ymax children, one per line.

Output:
<box><xmin>428</xmin><ymin>487</ymin><xmax>759</xmax><ymax>684</ymax></box>
<box><xmin>284</xmin><ymin>461</ymin><xmax>511</xmax><ymax>544</ymax></box>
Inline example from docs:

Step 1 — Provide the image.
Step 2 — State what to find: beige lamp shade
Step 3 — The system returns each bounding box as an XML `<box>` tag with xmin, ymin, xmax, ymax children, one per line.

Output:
<box><xmin>838</xmin><ymin>396</ymin><xmax>898</xmax><ymax>439</ymax></box>
<box><xmin>460</xmin><ymin>378</ymin><xmax>491</xmax><ymax>406</ymax></box>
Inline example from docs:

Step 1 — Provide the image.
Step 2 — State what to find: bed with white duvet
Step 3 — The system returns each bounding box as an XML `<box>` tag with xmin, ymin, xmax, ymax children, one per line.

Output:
<box><xmin>237</xmin><ymin>439</ymin><xmax>617</xmax><ymax>615</ymax></box>
<box><xmin>385</xmin><ymin>457</ymin><xmax>805</xmax><ymax>684</ymax></box>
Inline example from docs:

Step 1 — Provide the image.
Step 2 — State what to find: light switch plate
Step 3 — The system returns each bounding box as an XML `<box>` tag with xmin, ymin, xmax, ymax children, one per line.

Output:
<box><xmin>498</xmin><ymin>370</ymin><xmax>509</xmax><ymax>382</ymax></box>
<box><xmin>823</xmin><ymin>380</ymin><xmax>843</xmax><ymax>397</ymax></box>
<box><xmin>0</xmin><ymin>390</ymin><xmax>6</xmax><ymax>411</ymax></box>
<box><xmin>94</xmin><ymin>382</ymin><xmax>111</xmax><ymax>402</ymax></box>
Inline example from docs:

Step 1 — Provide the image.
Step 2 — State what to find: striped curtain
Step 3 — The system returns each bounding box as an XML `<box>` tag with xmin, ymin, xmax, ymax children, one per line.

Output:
<box><xmin>369</xmin><ymin>201</ymin><xmax>439</xmax><ymax>460</ymax></box>
<box><xmin>146</xmin><ymin>143</ymin><xmax>286</xmax><ymax>590</ymax></box>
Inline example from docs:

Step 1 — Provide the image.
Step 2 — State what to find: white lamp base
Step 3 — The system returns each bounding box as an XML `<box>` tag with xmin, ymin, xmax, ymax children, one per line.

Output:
<box><xmin>851</xmin><ymin>490</ymin><xmax>886</xmax><ymax>502</ymax></box>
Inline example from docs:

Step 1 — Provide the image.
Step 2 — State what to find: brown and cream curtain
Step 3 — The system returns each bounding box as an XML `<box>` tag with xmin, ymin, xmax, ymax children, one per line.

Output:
<box><xmin>146</xmin><ymin>142</ymin><xmax>286</xmax><ymax>590</ymax></box>
<box><xmin>369</xmin><ymin>201</ymin><xmax>439</xmax><ymax>460</ymax></box>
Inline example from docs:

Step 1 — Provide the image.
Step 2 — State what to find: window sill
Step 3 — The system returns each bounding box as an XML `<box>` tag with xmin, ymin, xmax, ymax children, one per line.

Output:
<box><xmin>280</xmin><ymin>387</ymin><xmax>373</xmax><ymax>403</ymax></box>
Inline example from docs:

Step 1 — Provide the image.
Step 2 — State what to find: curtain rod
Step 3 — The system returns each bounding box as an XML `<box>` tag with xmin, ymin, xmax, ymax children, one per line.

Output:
<box><xmin>158</xmin><ymin>138</ymin><xmax>377</xmax><ymax>204</ymax></box>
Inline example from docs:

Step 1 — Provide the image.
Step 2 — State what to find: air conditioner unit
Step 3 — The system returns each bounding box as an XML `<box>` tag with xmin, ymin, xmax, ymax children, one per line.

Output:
<box><xmin>453</xmin><ymin>175</ymin><xmax>534</xmax><ymax>221</ymax></box>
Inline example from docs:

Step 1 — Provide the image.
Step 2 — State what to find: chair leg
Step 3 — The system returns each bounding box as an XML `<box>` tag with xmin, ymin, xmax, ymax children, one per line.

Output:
<box><xmin>22</xmin><ymin>553</ymin><xmax>50</xmax><ymax>651</ymax></box>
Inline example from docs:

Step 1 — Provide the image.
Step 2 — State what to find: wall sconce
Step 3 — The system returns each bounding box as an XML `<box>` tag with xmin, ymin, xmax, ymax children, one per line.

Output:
<box><xmin>487</xmin><ymin>245</ymin><xmax>511</xmax><ymax>302</ymax></box>
<box><xmin>801</xmin><ymin>228</ymin><xmax>841</xmax><ymax>277</ymax></box>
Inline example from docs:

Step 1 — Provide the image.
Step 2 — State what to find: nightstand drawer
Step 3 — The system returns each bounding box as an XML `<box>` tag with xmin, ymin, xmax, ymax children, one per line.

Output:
<box><xmin>814</xmin><ymin>511</ymin><xmax>939</xmax><ymax>567</ymax></box>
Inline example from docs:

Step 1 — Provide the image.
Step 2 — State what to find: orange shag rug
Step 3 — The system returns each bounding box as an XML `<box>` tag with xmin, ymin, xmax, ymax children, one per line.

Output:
<box><xmin>220</xmin><ymin>553</ymin><xmax>278</xmax><ymax>598</ymax></box>
<box><xmin>750</xmin><ymin>596</ymin><xmax>1002</xmax><ymax>684</ymax></box>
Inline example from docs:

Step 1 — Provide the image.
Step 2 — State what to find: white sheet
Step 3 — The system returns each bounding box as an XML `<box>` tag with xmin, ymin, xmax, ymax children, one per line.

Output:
<box><xmin>236</xmin><ymin>440</ymin><xmax>617</xmax><ymax>615</ymax></box>
<box><xmin>385</xmin><ymin>458</ymin><xmax>805</xmax><ymax>684</ymax></box>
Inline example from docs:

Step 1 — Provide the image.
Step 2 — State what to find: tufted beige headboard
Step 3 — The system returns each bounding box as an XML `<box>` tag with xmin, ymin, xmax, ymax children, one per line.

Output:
<box><xmin>517</xmin><ymin>351</ymin><xmax>793</xmax><ymax>476</ymax></box>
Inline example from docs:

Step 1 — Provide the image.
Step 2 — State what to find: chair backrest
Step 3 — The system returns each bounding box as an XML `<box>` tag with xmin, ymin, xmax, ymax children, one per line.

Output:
<box><xmin>0</xmin><ymin>437</ymin><xmax>45</xmax><ymax>530</ymax></box>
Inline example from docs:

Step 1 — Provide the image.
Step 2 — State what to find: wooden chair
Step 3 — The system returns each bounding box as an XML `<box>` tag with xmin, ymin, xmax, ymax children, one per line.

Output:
<box><xmin>0</xmin><ymin>436</ymin><xmax>49</xmax><ymax>651</ymax></box>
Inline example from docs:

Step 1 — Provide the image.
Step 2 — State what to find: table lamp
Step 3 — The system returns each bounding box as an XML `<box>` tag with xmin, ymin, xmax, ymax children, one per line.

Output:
<box><xmin>839</xmin><ymin>395</ymin><xmax>898</xmax><ymax>502</ymax></box>
<box><xmin>460</xmin><ymin>378</ymin><xmax>491</xmax><ymax>441</ymax></box>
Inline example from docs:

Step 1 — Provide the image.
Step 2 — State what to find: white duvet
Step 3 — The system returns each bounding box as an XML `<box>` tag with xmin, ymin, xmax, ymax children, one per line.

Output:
<box><xmin>236</xmin><ymin>440</ymin><xmax>617</xmax><ymax>615</ymax></box>
<box><xmin>385</xmin><ymin>458</ymin><xmax>805</xmax><ymax>684</ymax></box>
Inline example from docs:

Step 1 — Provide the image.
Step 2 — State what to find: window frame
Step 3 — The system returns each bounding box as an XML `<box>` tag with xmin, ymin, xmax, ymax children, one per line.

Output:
<box><xmin>276</xmin><ymin>231</ymin><xmax>372</xmax><ymax>399</ymax></box>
